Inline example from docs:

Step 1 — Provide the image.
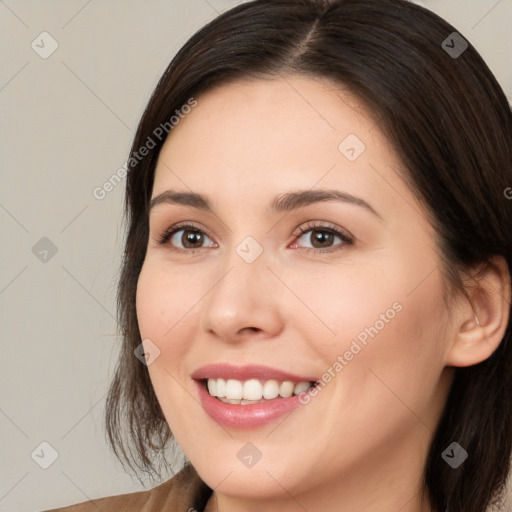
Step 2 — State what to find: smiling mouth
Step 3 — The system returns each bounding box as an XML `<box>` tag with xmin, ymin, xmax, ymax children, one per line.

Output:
<box><xmin>202</xmin><ymin>378</ymin><xmax>318</xmax><ymax>405</ymax></box>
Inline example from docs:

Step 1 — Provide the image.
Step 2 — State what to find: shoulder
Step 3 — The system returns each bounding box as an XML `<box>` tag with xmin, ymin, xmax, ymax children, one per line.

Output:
<box><xmin>43</xmin><ymin>463</ymin><xmax>212</xmax><ymax>512</ymax></box>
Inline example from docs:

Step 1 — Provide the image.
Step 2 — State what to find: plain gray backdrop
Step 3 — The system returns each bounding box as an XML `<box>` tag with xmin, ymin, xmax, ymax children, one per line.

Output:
<box><xmin>1</xmin><ymin>1</ymin><xmax>511</xmax><ymax>511</ymax></box>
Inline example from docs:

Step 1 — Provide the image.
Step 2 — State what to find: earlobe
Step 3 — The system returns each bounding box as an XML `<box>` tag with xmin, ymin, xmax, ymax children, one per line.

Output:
<box><xmin>446</xmin><ymin>255</ymin><xmax>511</xmax><ymax>368</ymax></box>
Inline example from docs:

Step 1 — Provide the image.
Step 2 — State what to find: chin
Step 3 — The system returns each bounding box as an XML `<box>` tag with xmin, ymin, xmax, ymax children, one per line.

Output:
<box><xmin>198</xmin><ymin>461</ymin><xmax>304</xmax><ymax>499</ymax></box>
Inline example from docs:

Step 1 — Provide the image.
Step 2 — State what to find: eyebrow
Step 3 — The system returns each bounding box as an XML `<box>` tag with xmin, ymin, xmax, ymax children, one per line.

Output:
<box><xmin>149</xmin><ymin>189</ymin><xmax>382</xmax><ymax>219</ymax></box>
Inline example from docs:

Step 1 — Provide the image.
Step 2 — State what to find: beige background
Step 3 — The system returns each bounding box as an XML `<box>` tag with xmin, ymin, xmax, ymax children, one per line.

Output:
<box><xmin>0</xmin><ymin>1</ymin><xmax>511</xmax><ymax>511</ymax></box>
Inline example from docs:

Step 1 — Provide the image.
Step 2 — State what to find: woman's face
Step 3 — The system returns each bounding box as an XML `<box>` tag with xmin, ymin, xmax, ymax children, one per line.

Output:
<box><xmin>136</xmin><ymin>76</ymin><xmax>456</xmax><ymax>508</ymax></box>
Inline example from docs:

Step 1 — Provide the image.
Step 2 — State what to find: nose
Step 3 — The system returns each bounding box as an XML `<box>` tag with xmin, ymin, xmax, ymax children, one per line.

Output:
<box><xmin>199</xmin><ymin>248</ymin><xmax>284</xmax><ymax>343</ymax></box>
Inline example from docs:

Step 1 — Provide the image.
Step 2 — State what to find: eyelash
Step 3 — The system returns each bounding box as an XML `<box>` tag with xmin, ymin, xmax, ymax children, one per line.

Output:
<box><xmin>156</xmin><ymin>220</ymin><xmax>354</xmax><ymax>255</ymax></box>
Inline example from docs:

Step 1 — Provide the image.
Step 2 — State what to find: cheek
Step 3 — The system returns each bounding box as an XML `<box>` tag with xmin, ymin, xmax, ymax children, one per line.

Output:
<box><xmin>296</xmin><ymin>263</ymin><xmax>401</xmax><ymax>356</ymax></box>
<box><xmin>135</xmin><ymin>263</ymin><xmax>196</xmax><ymax>364</ymax></box>
<box><xmin>135</xmin><ymin>265</ymin><xmax>167</xmax><ymax>341</ymax></box>
<box><xmin>135</xmin><ymin>264</ymin><xmax>199</xmax><ymax>426</ymax></box>
<box><xmin>136</xmin><ymin>260</ymin><xmax>203</xmax><ymax>334</ymax></box>
<box><xmin>350</xmin><ymin>271</ymin><xmax>449</xmax><ymax>418</ymax></box>
<box><xmin>309</xmin><ymin>256</ymin><xmax>447</xmax><ymax>386</ymax></box>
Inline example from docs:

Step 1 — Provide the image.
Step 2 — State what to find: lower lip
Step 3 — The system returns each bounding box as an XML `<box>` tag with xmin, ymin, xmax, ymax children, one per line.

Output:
<box><xmin>195</xmin><ymin>380</ymin><xmax>305</xmax><ymax>429</ymax></box>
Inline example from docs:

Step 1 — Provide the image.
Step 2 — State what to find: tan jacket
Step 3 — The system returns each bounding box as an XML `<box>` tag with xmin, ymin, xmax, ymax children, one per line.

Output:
<box><xmin>44</xmin><ymin>464</ymin><xmax>213</xmax><ymax>512</ymax></box>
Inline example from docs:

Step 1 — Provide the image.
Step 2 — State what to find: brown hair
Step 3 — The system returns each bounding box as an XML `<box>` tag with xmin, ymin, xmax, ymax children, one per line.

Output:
<box><xmin>105</xmin><ymin>1</ymin><xmax>512</xmax><ymax>510</ymax></box>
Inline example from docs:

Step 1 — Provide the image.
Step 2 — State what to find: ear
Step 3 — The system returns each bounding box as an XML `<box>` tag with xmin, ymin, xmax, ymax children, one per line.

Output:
<box><xmin>446</xmin><ymin>255</ymin><xmax>511</xmax><ymax>367</ymax></box>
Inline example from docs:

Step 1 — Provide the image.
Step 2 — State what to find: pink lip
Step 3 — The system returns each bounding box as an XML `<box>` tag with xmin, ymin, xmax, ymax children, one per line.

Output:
<box><xmin>191</xmin><ymin>363</ymin><xmax>318</xmax><ymax>429</ymax></box>
<box><xmin>191</xmin><ymin>363</ymin><xmax>317</xmax><ymax>383</ymax></box>
<box><xmin>193</xmin><ymin>379</ymin><xmax>308</xmax><ymax>429</ymax></box>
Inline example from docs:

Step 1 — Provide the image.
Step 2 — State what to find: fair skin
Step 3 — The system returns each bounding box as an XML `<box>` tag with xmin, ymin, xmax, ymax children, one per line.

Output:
<box><xmin>135</xmin><ymin>75</ymin><xmax>510</xmax><ymax>512</ymax></box>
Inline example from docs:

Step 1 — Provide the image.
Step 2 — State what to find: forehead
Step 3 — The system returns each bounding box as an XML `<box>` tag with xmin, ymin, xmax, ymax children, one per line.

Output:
<box><xmin>158</xmin><ymin>75</ymin><xmax>384</xmax><ymax>156</ymax></box>
<box><xmin>157</xmin><ymin>76</ymin><xmax>399</xmax><ymax>174</ymax></box>
<box><xmin>151</xmin><ymin>75</ymin><xmax>417</xmax><ymax>220</ymax></box>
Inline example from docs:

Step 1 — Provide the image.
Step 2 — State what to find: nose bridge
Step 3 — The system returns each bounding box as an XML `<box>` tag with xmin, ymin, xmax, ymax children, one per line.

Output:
<box><xmin>199</xmin><ymin>235</ymin><xmax>283</xmax><ymax>340</ymax></box>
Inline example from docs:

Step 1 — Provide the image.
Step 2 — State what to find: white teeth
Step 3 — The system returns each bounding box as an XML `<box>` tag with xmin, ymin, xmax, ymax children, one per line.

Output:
<box><xmin>293</xmin><ymin>381</ymin><xmax>311</xmax><ymax>395</ymax></box>
<box><xmin>262</xmin><ymin>379</ymin><xmax>279</xmax><ymax>399</ymax></box>
<box><xmin>218</xmin><ymin>397</ymin><xmax>248</xmax><ymax>404</ymax></box>
<box><xmin>215</xmin><ymin>378</ymin><xmax>226</xmax><ymax>397</ymax></box>
<box><xmin>279</xmin><ymin>381</ymin><xmax>294</xmax><ymax>398</ymax></box>
<box><xmin>206</xmin><ymin>377</ymin><xmax>314</xmax><ymax>401</ymax></box>
<box><xmin>243</xmin><ymin>379</ymin><xmax>263</xmax><ymax>400</ymax></box>
<box><xmin>225</xmin><ymin>379</ymin><xmax>243</xmax><ymax>400</ymax></box>
<box><xmin>218</xmin><ymin>397</ymin><xmax>265</xmax><ymax>405</ymax></box>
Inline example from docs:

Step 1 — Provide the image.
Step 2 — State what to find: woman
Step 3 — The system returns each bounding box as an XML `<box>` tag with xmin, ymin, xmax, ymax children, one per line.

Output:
<box><xmin>46</xmin><ymin>0</ymin><xmax>512</xmax><ymax>511</ymax></box>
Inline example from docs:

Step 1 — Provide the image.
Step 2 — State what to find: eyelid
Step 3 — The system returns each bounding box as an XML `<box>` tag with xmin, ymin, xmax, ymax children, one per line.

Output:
<box><xmin>291</xmin><ymin>221</ymin><xmax>353</xmax><ymax>242</ymax></box>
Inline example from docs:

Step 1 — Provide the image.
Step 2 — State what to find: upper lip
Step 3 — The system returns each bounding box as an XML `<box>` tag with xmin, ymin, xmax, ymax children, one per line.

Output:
<box><xmin>191</xmin><ymin>363</ymin><xmax>317</xmax><ymax>383</ymax></box>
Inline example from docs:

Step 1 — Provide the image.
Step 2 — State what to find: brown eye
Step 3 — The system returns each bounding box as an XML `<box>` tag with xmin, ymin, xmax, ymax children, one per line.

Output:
<box><xmin>176</xmin><ymin>229</ymin><xmax>206</xmax><ymax>249</ymax></box>
<box><xmin>304</xmin><ymin>230</ymin><xmax>336</xmax><ymax>249</ymax></box>
<box><xmin>157</xmin><ymin>223</ymin><xmax>217</xmax><ymax>253</ymax></box>
<box><xmin>292</xmin><ymin>222</ymin><xmax>354</xmax><ymax>253</ymax></box>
